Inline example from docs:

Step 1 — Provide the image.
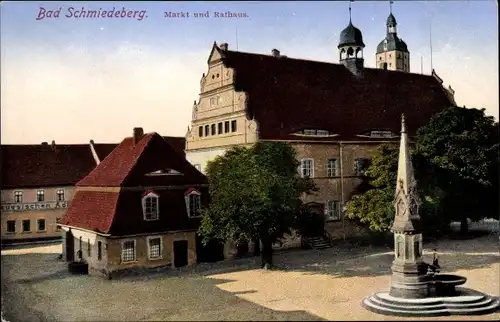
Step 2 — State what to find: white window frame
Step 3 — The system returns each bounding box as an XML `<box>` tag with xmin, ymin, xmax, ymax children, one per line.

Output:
<box><xmin>327</xmin><ymin>158</ymin><xmax>338</xmax><ymax>177</ymax></box>
<box><xmin>147</xmin><ymin>236</ymin><xmax>163</xmax><ymax>260</ymax></box>
<box><xmin>14</xmin><ymin>191</ymin><xmax>23</xmax><ymax>203</ymax></box>
<box><xmin>185</xmin><ymin>190</ymin><xmax>202</xmax><ymax>218</ymax></box>
<box><xmin>37</xmin><ymin>219</ymin><xmax>46</xmax><ymax>232</ymax></box>
<box><xmin>56</xmin><ymin>189</ymin><xmax>65</xmax><ymax>201</ymax></box>
<box><xmin>326</xmin><ymin>200</ymin><xmax>341</xmax><ymax>221</ymax></box>
<box><xmin>142</xmin><ymin>192</ymin><xmax>159</xmax><ymax>221</ymax></box>
<box><xmin>300</xmin><ymin>158</ymin><xmax>314</xmax><ymax>178</ymax></box>
<box><xmin>36</xmin><ymin>190</ymin><xmax>45</xmax><ymax>202</ymax></box>
<box><xmin>121</xmin><ymin>239</ymin><xmax>136</xmax><ymax>263</ymax></box>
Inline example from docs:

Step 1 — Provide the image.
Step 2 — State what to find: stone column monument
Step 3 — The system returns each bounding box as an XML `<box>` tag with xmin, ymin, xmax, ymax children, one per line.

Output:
<box><xmin>389</xmin><ymin>114</ymin><xmax>429</xmax><ymax>298</ymax></box>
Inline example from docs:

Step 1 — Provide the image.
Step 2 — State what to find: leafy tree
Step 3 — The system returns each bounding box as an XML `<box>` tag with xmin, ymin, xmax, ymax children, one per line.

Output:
<box><xmin>346</xmin><ymin>106</ymin><xmax>498</xmax><ymax>236</ymax></box>
<box><xmin>415</xmin><ymin>106</ymin><xmax>499</xmax><ymax>234</ymax></box>
<box><xmin>199</xmin><ymin>142</ymin><xmax>317</xmax><ymax>267</ymax></box>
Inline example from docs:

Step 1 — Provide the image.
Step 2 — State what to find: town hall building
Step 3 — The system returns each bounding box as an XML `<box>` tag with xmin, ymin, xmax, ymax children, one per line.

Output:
<box><xmin>184</xmin><ymin>6</ymin><xmax>457</xmax><ymax>241</ymax></box>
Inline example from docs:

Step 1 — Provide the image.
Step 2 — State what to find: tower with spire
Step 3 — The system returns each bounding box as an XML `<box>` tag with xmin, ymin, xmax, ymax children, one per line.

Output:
<box><xmin>338</xmin><ymin>1</ymin><xmax>365</xmax><ymax>77</ymax></box>
<box><xmin>389</xmin><ymin>114</ymin><xmax>429</xmax><ymax>298</ymax></box>
<box><xmin>376</xmin><ymin>1</ymin><xmax>410</xmax><ymax>72</ymax></box>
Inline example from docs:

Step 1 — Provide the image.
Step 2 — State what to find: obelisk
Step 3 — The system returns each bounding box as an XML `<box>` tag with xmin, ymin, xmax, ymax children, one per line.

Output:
<box><xmin>389</xmin><ymin>114</ymin><xmax>429</xmax><ymax>298</ymax></box>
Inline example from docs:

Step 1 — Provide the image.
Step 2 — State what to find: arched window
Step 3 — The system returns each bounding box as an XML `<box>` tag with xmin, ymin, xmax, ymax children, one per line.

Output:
<box><xmin>185</xmin><ymin>189</ymin><xmax>201</xmax><ymax>218</ymax></box>
<box><xmin>142</xmin><ymin>191</ymin><xmax>159</xmax><ymax>221</ymax></box>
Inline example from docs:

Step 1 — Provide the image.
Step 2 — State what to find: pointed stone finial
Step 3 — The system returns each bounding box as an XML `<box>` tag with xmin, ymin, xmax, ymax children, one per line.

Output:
<box><xmin>392</xmin><ymin>114</ymin><xmax>421</xmax><ymax>232</ymax></box>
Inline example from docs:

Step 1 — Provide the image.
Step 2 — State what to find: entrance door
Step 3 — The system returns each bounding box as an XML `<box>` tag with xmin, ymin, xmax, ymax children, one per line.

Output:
<box><xmin>66</xmin><ymin>230</ymin><xmax>75</xmax><ymax>261</ymax></box>
<box><xmin>173</xmin><ymin>240</ymin><xmax>189</xmax><ymax>268</ymax></box>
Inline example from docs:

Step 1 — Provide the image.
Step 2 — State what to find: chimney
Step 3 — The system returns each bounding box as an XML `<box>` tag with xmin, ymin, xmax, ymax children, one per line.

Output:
<box><xmin>89</xmin><ymin>140</ymin><xmax>101</xmax><ymax>165</ymax></box>
<box><xmin>133</xmin><ymin>127</ymin><xmax>144</xmax><ymax>144</ymax></box>
<box><xmin>51</xmin><ymin>140</ymin><xmax>56</xmax><ymax>151</ymax></box>
<box><xmin>271</xmin><ymin>49</ymin><xmax>280</xmax><ymax>57</ymax></box>
<box><xmin>219</xmin><ymin>43</ymin><xmax>228</xmax><ymax>51</ymax></box>
<box><xmin>41</xmin><ymin>142</ymin><xmax>48</xmax><ymax>145</ymax></box>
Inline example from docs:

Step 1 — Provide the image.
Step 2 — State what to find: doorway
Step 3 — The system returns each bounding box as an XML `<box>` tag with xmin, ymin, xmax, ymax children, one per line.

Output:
<box><xmin>65</xmin><ymin>230</ymin><xmax>75</xmax><ymax>261</ymax></box>
<box><xmin>173</xmin><ymin>240</ymin><xmax>189</xmax><ymax>268</ymax></box>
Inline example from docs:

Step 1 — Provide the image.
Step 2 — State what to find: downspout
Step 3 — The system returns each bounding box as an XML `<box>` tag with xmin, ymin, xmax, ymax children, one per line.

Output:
<box><xmin>340</xmin><ymin>141</ymin><xmax>346</xmax><ymax>240</ymax></box>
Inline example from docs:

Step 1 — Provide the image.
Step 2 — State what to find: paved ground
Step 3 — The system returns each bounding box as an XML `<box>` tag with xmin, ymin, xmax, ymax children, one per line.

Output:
<box><xmin>2</xmin><ymin>221</ymin><xmax>499</xmax><ymax>321</ymax></box>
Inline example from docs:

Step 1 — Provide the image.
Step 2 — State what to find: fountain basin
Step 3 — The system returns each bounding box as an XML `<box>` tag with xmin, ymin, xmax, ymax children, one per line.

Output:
<box><xmin>429</xmin><ymin>274</ymin><xmax>467</xmax><ymax>296</ymax></box>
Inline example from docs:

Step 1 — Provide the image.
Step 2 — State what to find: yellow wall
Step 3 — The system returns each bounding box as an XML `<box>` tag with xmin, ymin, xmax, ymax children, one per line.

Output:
<box><xmin>1</xmin><ymin>186</ymin><xmax>74</xmax><ymax>240</ymax></box>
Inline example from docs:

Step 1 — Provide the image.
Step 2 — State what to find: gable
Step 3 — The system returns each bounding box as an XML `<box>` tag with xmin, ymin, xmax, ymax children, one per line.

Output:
<box><xmin>77</xmin><ymin>132</ymin><xmax>207</xmax><ymax>187</ymax></box>
<box><xmin>207</xmin><ymin>42</ymin><xmax>224</xmax><ymax>64</ymax></box>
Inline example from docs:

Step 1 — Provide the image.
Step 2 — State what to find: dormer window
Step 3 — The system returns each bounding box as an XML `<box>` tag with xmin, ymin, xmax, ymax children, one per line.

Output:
<box><xmin>357</xmin><ymin>130</ymin><xmax>398</xmax><ymax>139</ymax></box>
<box><xmin>142</xmin><ymin>192</ymin><xmax>159</xmax><ymax>221</ymax></box>
<box><xmin>145</xmin><ymin>169</ymin><xmax>182</xmax><ymax>176</ymax></box>
<box><xmin>185</xmin><ymin>189</ymin><xmax>201</xmax><ymax>218</ymax></box>
<box><xmin>292</xmin><ymin>129</ymin><xmax>338</xmax><ymax>137</ymax></box>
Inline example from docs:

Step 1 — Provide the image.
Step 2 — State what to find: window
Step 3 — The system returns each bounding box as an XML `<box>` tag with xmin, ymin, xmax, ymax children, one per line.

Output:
<box><xmin>198</xmin><ymin>126</ymin><xmax>203</xmax><ymax>137</ymax></box>
<box><xmin>56</xmin><ymin>189</ymin><xmax>65</xmax><ymax>201</ymax></box>
<box><xmin>193</xmin><ymin>164</ymin><xmax>201</xmax><ymax>171</ymax></box>
<box><xmin>224</xmin><ymin>121</ymin><xmax>230</xmax><ymax>133</ymax></box>
<box><xmin>148</xmin><ymin>237</ymin><xmax>162</xmax><ymax>259</ymax></box>
<box><xmin>6</xmin><ymin>220</ymin><xmax>15</xmax><ymax>233</ymax></box>
<box><xmin>97</xmin><ymin>241</ymin><xmax>103</xmax><ymax>261</ymax></box>
<box><xmin>355</xmin><ymin>158</ymin><xmax>370</xmax><ymax>176</ymax></box>
<box><xmin>22</xmin><ymin>220</ymin><xmax>30</xmax><ymax>233</ymax></box>
<box><xmin>327</xmin><ymin>159</ymin><xmax>338</xmax><ymax>177</ymax></box>
<box><xmin>204</xmin><ymin>125</ymin><xmax>209</xmax><ymax>136</ymax></box>
<box><xmin>36</xmin><ymin>190</ymin><xmax>45</xmax><ymax>202</ymax></box>
<box><xmin>185</xmin><ymin>190</ymin><xmax>201</xmax><ymax>218</ymax></box>
<box><xmin>389</xmin><ymin>63</ymin><xmax>392</xmax><ymax>67</ymax></box>
<box><xmin>231</xmin><ymin>120</ymin><xmax>237</xmax><ymax>132</ymax></box>
<box><xmin>218</xmin><ymin>122</ymin><xmax>223</xmax><ymax>134</ymax></box>
<box><xmin>142</xmin><ymin>192</ymin><xmax>159</xmax><ymax>221</ymax></box>
<box><xmin>211</xmin><ymin>124</ymin><xmax>216</xmax><ymax>135</ymax></box>
<box><xmin>37</xmin><ymin>219</ymin><xmax>46</xmax><ymax>231</ymax></box>
<box><xmin>210</xmin><ymin>96</ymin><xmax>220</xmax><ymax>106</ymax></box>
<box><xmin>327</xmin><ymin>200</ymin><xmax>341</xmax><ymax>221</ymax></box>
<box><xmin>121</xmin><ymin>240</ymin><xmax>136</xmax><ymax>262</ymax></box>
<box><xmin>300</xmin><ymin>159</ymin><xmax>314</xmax><ymax>178</ymax></box>
<box><xmin>304</xmin><ymin>129</ymin><xmax>316</xmax><ymax>135</ymax></box>
<box><xmin>316</xmin><ymin>130</ymin><xmax>329</xmax><ymax>136</ymax></box>
<box><xmin>14</xmin><ymin>191</ymin><xmax>23</xmax><ymax>203</ymax></box>
<box><xmin>56</xmin><ymin>218</ymin><xmax>61</xmax><ymax>231</ymax></box>
<box><xmin>87</xmin><ymin>239</ymin><xmax>91</xmax><ymax>257</ymax></box>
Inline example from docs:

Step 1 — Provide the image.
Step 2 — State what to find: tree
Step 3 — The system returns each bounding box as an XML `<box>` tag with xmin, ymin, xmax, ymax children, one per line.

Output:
<box><xmin>199</xmin><ymin>142</ymin><xmax>317</xmax><ymax>267</ymax></box>
<box><xmin>415</xmin><ymin>106</ymin><xmax>499</xmax><ymax>234</ymax></box>
<box><xmin>346</xmin><ymin>106</ymin><xmax>498</xmax><ymax>237</ymax></box>
<box><xmin>345</xmin><ymin>144</ymin><xmax>450</xmax><ymax>236</ymax></box>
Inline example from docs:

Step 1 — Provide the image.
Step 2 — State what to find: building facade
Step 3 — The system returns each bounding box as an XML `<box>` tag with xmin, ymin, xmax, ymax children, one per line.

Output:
<box><xmin>59</xmin><ymin>128</ymin><xmax>210</xmax><ymax>277</ymax></box>
<box><xmin>0</xmin><ymin>141</ymin><xmax>116</xmax><ymax>244</ymax></box>
<box><xmin>1</xmin><ymin>137</ymin><xmax>186</xmax><ymax>245</ymax></box>
<box><xmin>184</xmin><ymin>8</ymin><xmax>457</xmax><ymax>241</ymax></box>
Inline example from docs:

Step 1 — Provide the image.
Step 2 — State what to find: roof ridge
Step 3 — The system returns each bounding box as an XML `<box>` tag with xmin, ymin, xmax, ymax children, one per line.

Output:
<box><xmin>116</xmin><ymin>133</ymin><xmax>157</xmax><ymax>186</ymax></box>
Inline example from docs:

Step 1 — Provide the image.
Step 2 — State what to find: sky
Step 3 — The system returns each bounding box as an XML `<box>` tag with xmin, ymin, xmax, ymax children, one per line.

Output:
<box><xmin>1</xmin><ymin>1</ymin><xmax>498</xmax><ymax>144</ymax></box>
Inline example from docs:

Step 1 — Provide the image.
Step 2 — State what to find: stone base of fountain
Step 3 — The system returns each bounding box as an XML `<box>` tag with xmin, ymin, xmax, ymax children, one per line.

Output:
<box><xmin>362</xmin><ymin>287</ymin><xmax>500</xmax><ymax>317</ymax></box>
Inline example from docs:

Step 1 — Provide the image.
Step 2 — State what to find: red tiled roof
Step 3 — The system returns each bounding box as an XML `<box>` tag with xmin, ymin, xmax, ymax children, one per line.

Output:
<box><xmin>1</xmin><ymin>136</ymin><xmax>185</xmax><ymax>189</ymax></box>
<box><xmin>60</xmin><ymin>190</ymin><xmax>119</xmax><ymax>233</ymax></box>
<box><xmin>219</xmin><ymin>48</ymin><xmax>454</xmax><ymax>141</ymax></box>
<box><xmin>62</xmin><ymin>132</ymin><xmax>207</xmax><ymax>235</ymax></box>
<box><xmin>0</xmin><ymin>143</ymin><xmax>116</xmax><ymax>189</ymax></box>
<box><xmin>77</xmin><ymin>133</ymin><xmax>204</xmax><ymax>187</ymax></box>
